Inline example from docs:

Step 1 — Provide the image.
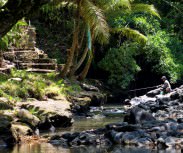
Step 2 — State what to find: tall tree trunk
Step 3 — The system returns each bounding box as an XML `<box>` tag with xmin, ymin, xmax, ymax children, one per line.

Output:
<box><xmin>69</xmin><ymin>29</ymin><xmax>87</xmax><ymax>77</ymax></box>
<box><xmin>60</xmin><ymin>1</ymin><xmax>81</xmax><ymax>78</ymax></box>
<box><xmin>78</xmin><ymin>51</ymin><xmax>93</xmax><ymax>81</ymax></box>
<box><xmin>60</xmin><ymin>30</ymin><xmax>78</xmax><ymax>77</ymax></box>
<box><xmin>0</xmin><ymin>51</ymin><xmax>3</xmax><ymax>68</ymax></box>
<box><xmin>60</xmin><ymin>22</ymin><xmax>79</xmax><ymax>78</ymax></box>
<box><xmin>76</xmin><ymin>47</ymin><xmax>88</xmax><ymax>70</ymax></box>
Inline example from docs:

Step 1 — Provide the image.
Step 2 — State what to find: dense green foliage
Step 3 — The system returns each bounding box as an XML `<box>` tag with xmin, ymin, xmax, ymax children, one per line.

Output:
<box><xmin>0</xmin><ymin>20</ymin><xmax>27</xmax><ymax>50</ymax></box>
<box><xmin>99</xmin><ymin>7</ymin><xmax>183</xmax><ymax>88</ymax></box>
<box><xmin>0</xmin><ymin>0</ymin><xmax>182</xmax><ymax>90</ymax></box>
<box><xmin>32</xmin><ymin>3</ymin><xmax>74</xmax><ymax>64</ymax></box>
<box><xmin>99</xmin><ymin>42</ymin><xmax>140</xmax><ymax>88</ymax></box>
<box><xmin>0</xmin><ymin>69</ymin><xmax>80</xmax><ymax>102</ymax></box>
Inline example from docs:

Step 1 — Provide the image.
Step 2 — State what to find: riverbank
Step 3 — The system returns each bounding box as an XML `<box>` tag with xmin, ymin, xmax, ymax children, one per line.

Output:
<box><xmin>48</xmin><ymin>85</ymin><xmax>183</xmax><ymax>150</ymax></box>
<box><xmin>0</xmin><ymin>69</ymin><xmax>108</xmax><ymax>146</ymax></box>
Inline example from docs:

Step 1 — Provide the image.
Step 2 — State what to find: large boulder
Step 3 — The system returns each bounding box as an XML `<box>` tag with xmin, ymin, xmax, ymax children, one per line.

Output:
<box><xmin>11</xmin><ymin>122</ymin><xmax>33</xmax><ymax>140</ymax></box>
<box><xmin>124</xmin><ymin>106</ymin><xmax>156</xmax><ymax>124</ymax></box>
<box><xmin>0</xmin><ymin>114</ymin><xmax>12</xmax><ymax>133</ymax></box>
<box><xmin>146</xmin><ymin>88</ymin><xmax>161</xmax><ymax>97</ymax></box>
<box><xmin>72</xmin><ymin>91</ymin><xmax>107</xmax><ymax>107</ymax></box>
<box><xmin>0</xmin><ymin>114</ymin><xmax>17</xmax><ymax>146</ymax></box>
<box><xmin>0</xmin><ymin>97</ymin><xmax>13</xmax><ymax>110</ymax></box>
<box><xmin>129</xmin><ymin>95</ymin><xmax>156</xmax><ymax>107</ymax></box>
<box><xmin>16</xmin><ymin>109</ymin><xmax>40</xmax><ymax>128</ymax></box>
<box><xmin>71</xmin><ymin>97</ymin><xmax>91</xmax><ymax>115</ymax></box>
<box><xmin>17</xmin><ymin>97</ymin><xmax>73</xmax><ymax>130</ymax></box>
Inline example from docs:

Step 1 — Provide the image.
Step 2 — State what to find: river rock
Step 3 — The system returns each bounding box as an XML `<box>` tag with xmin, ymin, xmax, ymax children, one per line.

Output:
<box><xmin>129</xmin><ymin>95</ymin><xmax>156</xmax><ymax>106</ymax></box>
<box><xmin>80</xmin><ymin>83</ymin><xmax>99</xmax><ymax>92</ymax></box>
<box><xmin>62</xmin><ymin>132</ymin><xmax>80</xmax><ymax>142</ymax></box>
<box><xmin>71</xmin><ymin>97</ymin><xmax>91</xmax><ymax>115</ymax></box>
<box><xmin>17</xmin><ymin>98</ymin><xmax>73</xmax><ymax>130</ymax></box>
<box><xmin>156</xmin><ymin>94</ymin><xmax>171</xmax><ymax>104</ymax></box>
<box><xmin>11</xmin><ymin>122</ymin><xmax>33</xmax><ymax>137</ymax></box>
<box><xmin>0</xmin><ymin>97</ymin><xmax>9</xmax><ymax>103</ymax></box>
<box><xmin>0</xmin><ymin>99</ymin><xmax>13</xmax><ymax>110</ymax></box>
<box><xmin>0</xmin><ymin>98</ymin><xmax>13</xmax><ymax>110</ymax></box>
<box><xmin>170</xmin><ymin>91</ymin><xmax>180</xmax><ymax>100</ymax></box>
<box><xmin>121</xmin><ymin>132</ymin><xmax>139</xmax><ymax>145</ymax></box>
<box><xmin>177</xmin><ymin>118</ymin><xmax>183</xmax><ymax>123</ymax></box>
<box><xmin>48</xmin><ymin>85</ymin><xmax>183</xmax><ymax>149</ymax></box>
<box><xmin>146</xmin><ymin>88</ymin><xmax>161</xmax><ymax>97</ymax></box>
<box><xmin>0</xmin><ymin>114</ymin><xmax>17</xmax><ymax>146</ymax></box>
<box><xmin>0</xmin><ymin>114</ymin><xmax>12</xmax><ymax>133</ymax></box>
<box><xmin>69</xmin><ymin>132</ymin><xmax>98</xmax><ymax>146</ymax></box>
<box><xmin>110</xmin><ymin>130</ymin><xmax>123</xmax><ymax>143</ymax></box>
<box><xmin>124</xmin><ymin>106</ymin><xmax>155</xmax><ymax>124</ymax></box>
<box><xmin>16</xmin><ymin>109</ymin><xmax>40</xmax><ymax>128</ymax></box>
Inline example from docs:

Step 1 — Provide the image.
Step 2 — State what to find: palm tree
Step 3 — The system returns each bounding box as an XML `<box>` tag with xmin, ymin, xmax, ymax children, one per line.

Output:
<box><xmin>54</xmin><ymin>0</ymin><xmax>160</xmax><ymax>80</ymax></box>
<box><xmin>60</xmin><ymin>0</ymin><xmax>109</xmax><ymax>79</ymax></box>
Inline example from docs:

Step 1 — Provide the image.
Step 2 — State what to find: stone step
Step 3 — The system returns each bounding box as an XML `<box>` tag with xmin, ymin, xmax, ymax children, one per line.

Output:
<box><xmin>19</xmin><ymin>63</ymin><xmax>56</xmax><ymax>70</ymax></box>
<box><xmin>3</xmin><ymin>51</ymin><xmax>39</xmax><ymax>61</ymax></box>
<box><xmin>0</xmin><ymin>67</ymin><xmax>11</xmax><ymax>73</ymax></box>
<box><xmin>4</xmin><ymin>50</ymin><xmax>37</xmax><ymax>54</ymax></box>
<box><xmin>26</xmin><ymin>68</ymin><xmax>56</xmax><ymax>73</ymax></box>
<box><xmin>14</xmin><ymin>58</ymin><xmax>57</xmax><ymax>64</ymax></box>
<box><xmin>39</xmin><ymin>54</ymin><xmax>48</xmax><ymax>59</ymax></box>
<box><xmin>8</xmin><ymin>48</ymin><xmax>35</xmax><ymax>51</ymax></box>
<box><xmin>32</xmin><ymin>58</ymin><xmax>57</xmax><ymax>63</ymax></box>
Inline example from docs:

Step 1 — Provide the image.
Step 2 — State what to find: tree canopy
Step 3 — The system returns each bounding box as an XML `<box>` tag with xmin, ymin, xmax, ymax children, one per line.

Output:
<box><xmin>0</xmin><ymin>0</ymin><xmax>182</xmax><ymax>90</ymax></box>
<box><xmin>0</xmin><ymin>0</ymin><xmax>50</xmax><ymax>37</ymax></box>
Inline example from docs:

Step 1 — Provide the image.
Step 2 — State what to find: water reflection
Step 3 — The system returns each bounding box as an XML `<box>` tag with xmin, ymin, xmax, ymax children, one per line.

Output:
<box><xmin>0</xmin><ymin>105</ymin><xmax>182</xmax><ymax>153</ymax></box>
<box><xmin>1</xmin><ymin>143</ymin><xmax>182</xmax><ymax>153</ymax></box>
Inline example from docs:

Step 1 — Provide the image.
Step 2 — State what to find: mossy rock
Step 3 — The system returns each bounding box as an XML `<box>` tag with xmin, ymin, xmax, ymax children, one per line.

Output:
<box><xmin>0</xmin><ymin>97</ymin><xmax>13</xmax><ymax>110</ymax></box>
<box><xmin>16</xmin><ymin>109</ymin><xmax>40</xmax><ymax>128</ymax></box>
<box><xmin>11</xmin><ymin>122</ymin><xmax>33</xmax><ymax>137</ymax></box>
<box><xmin>0</xmin><ymin>114</ymin><xmax>13</xmax><ymax>134</ymax></box>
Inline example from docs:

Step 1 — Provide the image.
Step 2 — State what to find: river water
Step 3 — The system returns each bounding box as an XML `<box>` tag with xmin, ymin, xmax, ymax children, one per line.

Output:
<box><xmin>0</xmin><ymin>105</ymin><xmax>182</xmax><ymax>153</ymax></box>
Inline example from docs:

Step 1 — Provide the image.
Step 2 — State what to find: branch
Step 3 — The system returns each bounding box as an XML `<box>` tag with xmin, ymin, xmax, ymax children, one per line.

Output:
<box><xmin>0</xmin><ymin>0</ymin><xmax>50</xmax><ymax>37</ymax></box>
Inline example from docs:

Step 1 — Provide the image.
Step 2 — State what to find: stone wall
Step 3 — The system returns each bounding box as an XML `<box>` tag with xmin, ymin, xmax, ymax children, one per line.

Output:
<box><xmin>16</xmin><ymin>26</ymin><xmax>36</xmax><ymax>49</ymax></box>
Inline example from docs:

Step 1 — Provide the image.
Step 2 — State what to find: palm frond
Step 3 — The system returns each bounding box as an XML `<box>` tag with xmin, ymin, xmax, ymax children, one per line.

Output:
<box><xmin>131</xmin><ymin>4</ymin><xmax>160</xmax><ymax>18</ymax></box>
<box><xmin>80</xmin><ymin>0</ymin><xmax>109</xmax><ymax>44</ymax></box>
<box><xmin>112</xmin><ymin>27</ymin><xmax>148</xmax><ymax>45</ymax></box>
<box><xmin>95</xmin><ymin>0</ymin><xmax>131</xmax><ymax>10</ymax></box>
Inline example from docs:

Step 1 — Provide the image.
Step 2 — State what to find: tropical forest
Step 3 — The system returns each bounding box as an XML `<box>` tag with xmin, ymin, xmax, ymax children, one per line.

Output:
<box><xmin>0</xmin><ymin>0</ymin><xmax>183</xmax><ymax>152</ymax></box>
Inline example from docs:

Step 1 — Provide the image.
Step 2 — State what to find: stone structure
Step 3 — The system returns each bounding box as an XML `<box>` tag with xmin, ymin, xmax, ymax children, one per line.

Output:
<box><xmin>3</xmin><ymin>26</ymin><xmax>57</xmax><ymax>73</ymax></box>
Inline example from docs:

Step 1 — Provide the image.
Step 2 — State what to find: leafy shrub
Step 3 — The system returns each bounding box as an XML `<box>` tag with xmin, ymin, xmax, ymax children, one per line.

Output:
<box><xmin>99</xmin><ymin>42</ymin><xmax>140</xmax><ymax>88</ymax></box>
<box><xmin>143</xmin><ymin>31</ymin><xmax>182</xmax><ymax>82</ymax></box>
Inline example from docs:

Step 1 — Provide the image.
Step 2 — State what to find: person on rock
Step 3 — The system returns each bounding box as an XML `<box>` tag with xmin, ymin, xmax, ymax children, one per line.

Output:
<box><xmin>159</xmin><ymin>76</ymin><xmax>172</xmax><ymax>94</ymax></box>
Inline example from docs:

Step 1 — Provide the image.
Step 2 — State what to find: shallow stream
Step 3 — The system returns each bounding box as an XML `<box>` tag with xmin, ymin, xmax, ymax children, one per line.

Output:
<box><xmin>0</xmin><ymin>105</ymin><xmax>181</xmax><ymax>153</ymax></box>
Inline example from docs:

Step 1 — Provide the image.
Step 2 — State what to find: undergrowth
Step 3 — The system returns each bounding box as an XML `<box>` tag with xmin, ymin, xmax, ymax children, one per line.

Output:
<box><xmin>0</xmin><ymin>69</ymin><xmax>81</xmax><ymax>102</ymax></box>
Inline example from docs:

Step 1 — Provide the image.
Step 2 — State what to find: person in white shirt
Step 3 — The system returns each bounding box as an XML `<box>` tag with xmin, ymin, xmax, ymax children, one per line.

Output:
<box><xmin>160</xmin><ymin>76</ymin><xmax>171</xmax><ymax>94</ymax></box>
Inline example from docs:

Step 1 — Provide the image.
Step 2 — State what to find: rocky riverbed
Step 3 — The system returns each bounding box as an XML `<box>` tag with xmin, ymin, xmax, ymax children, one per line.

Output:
<box><xmin>48</xmin><ymin>85</ymin><xmax>183</xmax><ymax>150</ymax></box>
<box><xmin>0</xmin><ymin>79</ymin><xmax>108</xmax><ymax>146</ymax></box>
<box><xmin>0</xmin><ymin>96</ymin><xmax>73</xmax><ymax>146</ymax></box>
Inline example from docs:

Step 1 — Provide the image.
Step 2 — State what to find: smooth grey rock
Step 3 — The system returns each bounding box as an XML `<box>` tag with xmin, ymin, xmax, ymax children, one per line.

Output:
<box><xmin>164</xmin><ymin>137</ymin><xmax>176</xmax><ymax>147</ymax></box>
<box><xmin>136</xmin><ymin>137</ymin><xmax>153</xmax><ymax>146</ymax></box>
<box><xmin>124</xmin><ymin>106</ymin><xmax>155</xmax><ymax>124</ymax></box>
<box><xmin>146</xmin><ymin>88</ymin><xmax>161</xmax><ymax>97</ymax></box>
<box><xmin>121</xmin><ymin>132</ymin><xmax>138</xmax><ymax>145</ymax></box>
<box><xmin>11</xmin><ymin>122</ymin><xmax>33</xmax><ymax>137</ymax></box>
<box><xmin>16</xmin><ymin>109</ymin><xmax>40</xmax><ymax>128</ymax></box>
<box><xmin>17</xmin><ymin>99</ymin><xmax>73</xmax><ymax>129</ymax></box>
<box><xmin>8</xmin><ymin>77</ymin><xmax>22</xmax><ymax>82</ymax></box>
